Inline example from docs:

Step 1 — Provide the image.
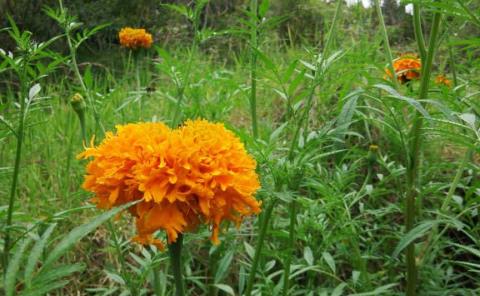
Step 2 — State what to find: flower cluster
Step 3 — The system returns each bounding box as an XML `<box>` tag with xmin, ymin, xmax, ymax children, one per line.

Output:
<box><xmin>118</xmin><ymin>27</ymin><xmax>153</xmax><ymax>49</ymax></box>
<box><xmin>435</xmin><ymin>74</ymin><xmax>452</xmax><ymax>88</ymax></box>
<box><xmin>79</xmin><ymin>120</ymin><xmax>261</xmax><ymax>249</ymax></box>
<box><xmin>385</xmin><ymin>53</ymin><xmax>422</xmax><ymax>84</ymax></box>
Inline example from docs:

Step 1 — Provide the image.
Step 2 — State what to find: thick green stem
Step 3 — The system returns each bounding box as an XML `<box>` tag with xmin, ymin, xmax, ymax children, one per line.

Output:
<box><xmin>3</xmin><ymin>67</ymin><xmax>28</xmax><ymax>269</ymax></box>
<box><xmin>169</xmin><ymin>234</ymin><xmax>185</xmax><ymax>296</ymax></box>
<box><xmin>413</xmin><ymin>4</ymin><xmax>427</xmax><ymax>61</ymax></box>
<box><xmin>282</xmin><ymin>200</ymin><xmax>296</xmax><ymax>296</ymax></box>
<box><xmin>153</xmin><ymin>258</ymin><xmax>163</xmax><ymax>296</ymax></box>
<box><xmin>245</xmin><ymin>200</ymin><xmax>276</xmax><ymax>296</ymax></box>
<box><xmin>249</xmin><ymin>0</ymin><xmax>259</xmax><ymax>139</ymax></box>
<box><xmin>374</xmin><ymin>0</ymin><xmax>398</xmax><ymax>88</ymax></box>
<box><xmin>405</xmin><ymin>9</ymin><xmax>442</xmax><ymax>296</ymax></box>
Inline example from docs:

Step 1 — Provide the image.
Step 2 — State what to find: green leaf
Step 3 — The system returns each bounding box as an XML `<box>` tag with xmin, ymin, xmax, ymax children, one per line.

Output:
<box><xmin>33</xmin><ymin>263</ymin><xmax>84</xmax><ymax>286</ymax></box>
<box><xmin>24</xmin><ymin>223</ymin><xmax>57</xmax><ymax>287</ymax></box>
<box><xmin>259</xmin><ymin>0</ymin><xmax>270</xmax><ymax>18</ymax></box>
<box><xmin>304</xmin><ymin>246</ymin><xmax>314</xmax><ymax>266</ymax></box>
<box><xmin>244</xmin><ymin>241</ymin><xmax>255</xmax><ymax>260</ymax></box>
<box><xmin>348</xmin><ymin>283</ymin><xmax>397</xmax><ymax>295</ymax></box>
<box><xmin>213</xmin><ymin>284</ymin><xmax>235</xmax><ymax>296</ymax></box>
<box><xmin>5</xmin><ymin>237</ymin><xmax>34</xmax><ymax>296</ymax></box>
<box><xmin>393</xmin><ymin>220</ymin><xmax>449</xmax><ymax>258</ymax></box>
<box><xmin>332</xmin><ymin>282</ymin><xmax>347</xmax><ymax>296</ymax></box>
<box><xmin>322</xmin><ymin>252</ymin><xmax>336</xmax><ymax>274</ymax></box>
<box><xmin>215</xmin><ymin>249</ymin><xmax>234</xmax><ymax>284</ymax></box>
<box><xmin>42</xmin><ymin>200</ymin><xmax>139</xmax><ymax>268</ymax></box>
<box><xmin>373</xmin><ymin>84</ymin><xmax>430</xmax><ymax>119</ymax></box>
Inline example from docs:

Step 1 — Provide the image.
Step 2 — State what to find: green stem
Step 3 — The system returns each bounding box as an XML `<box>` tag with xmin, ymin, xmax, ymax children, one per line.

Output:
<box><xmin>153</xmin><ymin>261</ymin><xmax>162</xmax><ymax>296</ymax></box>
<box><xmin>413</xmin><ymin>4</ymin><xmax>427</xmax><ymax>61</ymax></box>
<box><xmin>135</xmin><ymin>55</ymin><xmax>143</xmax><ymax>119</ymax></box>
<box><xmin>249</xmin><ymin>0</ymin><xmax>259</xmax><ymax>139</ymax></box>
<box><xmin>245</xmin><ymin>200</ymin><xmax>276</xmax><ymax>296</ymax></box>
<box><xmin>3</xmin><ymin>65</ymin><xmax>28</xmax><ymax>269</ymax></box>
<box><xmin>60</xmin><ymin>0</ymin><xmax>104</xmax><ymax>134</ymax></box>
<box><xmin>374</xmin><ymin>0</ymin><xmax>399</xmax><ymax>88</ymax></box>
<box><xmin>169</xmin><ymin>234</ymin><xmax>185</xmax><ymax>296</ymax></box>
<box><xmin>405</xmin><ymin>9</ymin><xmax>442</xmax><ymax>296</ymax></box>
<box><xmin>447</xmin><ymin>35</ymin><xmax>458</xmax><ymax>87</ymax></box>
<box><xmin>282</xmin><ymin>200</ymin><xmax>296</xmax><ymax>296</ymax></box>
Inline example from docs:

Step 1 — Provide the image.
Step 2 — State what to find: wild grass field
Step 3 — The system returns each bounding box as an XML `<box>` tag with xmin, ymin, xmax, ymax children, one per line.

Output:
<box><xmin>1</xmin><ymin>0</ymin><xmax>479</xmax><ymax>295</ymax></box>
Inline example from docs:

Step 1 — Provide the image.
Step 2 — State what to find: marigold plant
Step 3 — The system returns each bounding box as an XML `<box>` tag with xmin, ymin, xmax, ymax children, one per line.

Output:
<box><xmin>385</xmin><ymin>53</ymin><xmax>422</xmax><ymax>84</ymax></box>
<box><xmin>79</xmin><ymin>120</ymin><xmax>261</xmax><ymax>249</ymax></box>
<box><xmin>435</xmin><ymin>74</ymin><xmax>452</xmax><ymax>88</ymax></box>
<box><xmin>118</xmin><ymin>27</ymin><xmax>153</xmax><ymax>49</ymax></box>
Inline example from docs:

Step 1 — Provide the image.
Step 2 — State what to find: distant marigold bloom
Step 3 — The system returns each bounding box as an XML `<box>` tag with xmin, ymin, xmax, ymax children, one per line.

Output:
<box><xmin>435</xmin><ymin>74</ymin><xmax>452</xmax><ymax>88</ymax></box>
<box><xmin>385</xmin><ymin>53</ymin><xmax>422</xmax><ymax>84</ymax></box>
<box><xmin>118</xmin><ymin>27</ymin><xmax>153</xmax><ymax>49</ymax></box>
<box><xmin>78</xmin><ymin>120</ymin><xmax>261</xmax><ymax>249</ymax></box>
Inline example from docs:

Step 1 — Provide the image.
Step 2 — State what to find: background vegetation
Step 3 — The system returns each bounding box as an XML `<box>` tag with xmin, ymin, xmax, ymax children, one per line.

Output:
<box><xmin>1</xmin><ymin>0</ymin><xmax>479</xmax><ymax>295</ymax></box>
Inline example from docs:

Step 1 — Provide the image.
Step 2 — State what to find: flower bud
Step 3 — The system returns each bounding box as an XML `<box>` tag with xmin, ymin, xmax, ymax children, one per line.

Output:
<box><xmin>70</xmin><ymin>93</ymin><xmax>86</xmax><ymax>115</ymax></box>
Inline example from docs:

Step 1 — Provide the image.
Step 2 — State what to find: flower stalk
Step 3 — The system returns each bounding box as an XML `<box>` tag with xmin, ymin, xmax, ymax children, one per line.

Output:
<box><xmin>169</xmin><ymin>234</ymin><xmax>185</xmax><ymax>296</ymax></box>
<box><xmin>282</xmin><ymin>200</ymin><xmax>296</xmax><ymax>296</ymax></box>
<box><xmin>245</xmin><ymin>199</ymin><xmax>276</xmax><ymax>296</ymax></box>
<box><xmin>405</xmin><ymin>8</ymin><xmax>443</xmax><ymax>296</ymax></box>
<box><xmin>70</xmin><ymin>93</ymin><xmax>87</xmax><ymax>143</ymax></box>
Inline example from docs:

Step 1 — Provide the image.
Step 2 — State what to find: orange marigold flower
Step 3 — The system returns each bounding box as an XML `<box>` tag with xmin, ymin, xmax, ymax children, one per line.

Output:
<box><xmin>385</xmin><ymin>53</ymin><xmax>422</xmax><ymax>84</ymax></box>
<box><xmin>78</xmin><ymin>120</ymin><xmax>261</xmax><ymax>249</ymax></box>
<box><xmin>118</xmin><ymin>27</ymin><xmax>153</xmax><ymax>49</ymax></box>
<box><xmin>435</xmin><ymin>74</ymin><xmax>452</xmax><ymax>88</ymax></box>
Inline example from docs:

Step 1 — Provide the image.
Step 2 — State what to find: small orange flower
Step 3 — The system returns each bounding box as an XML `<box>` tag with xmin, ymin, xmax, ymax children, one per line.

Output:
<box><xmin>385</xmin><ymin>53</ymin><xmax>422</xmax><ymax>84</ymax></box>
<box><xmin>435</xmin><ymin>74</ymin><xmax>452</xmax><ymax>88</ymax></box>
<box><xmin>79</xmin><ymin>120</ymin><xmax>261</xmax><ymax>249</ymax></box>
<box><xmin>118</xmin><ymin>27</ymin><xmax>153</xmax><ymax>49</ymax></box>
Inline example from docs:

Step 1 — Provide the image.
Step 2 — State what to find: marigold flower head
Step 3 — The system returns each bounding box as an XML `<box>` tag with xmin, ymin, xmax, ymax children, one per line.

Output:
<box><xmin>78</xmin><ymin>120</ymin><xmax>261</xmax><ymax>249</ymax></box>
<box><xmin>119</xmin><ymin>27</ymin><xmax>153</xmax><ymax>49</ymax></box>
<box><xmin>385</xmin><ymin>53</ymin><xmax>422</xmax><ymax>84</ymax></box>
<box><xmin>435</xmin><ymin>74</ymin><xmax>452</xmax><ymax>88</ymax></box>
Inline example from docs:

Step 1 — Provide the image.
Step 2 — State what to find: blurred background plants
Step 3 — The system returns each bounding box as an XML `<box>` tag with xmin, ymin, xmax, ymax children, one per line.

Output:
<box><xmin>1</xmin><ymin>0</ymin><xmax>479</xmax><ymax>295</ymax></box>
